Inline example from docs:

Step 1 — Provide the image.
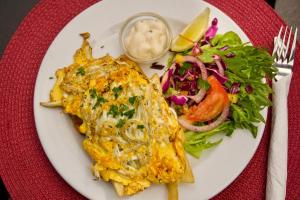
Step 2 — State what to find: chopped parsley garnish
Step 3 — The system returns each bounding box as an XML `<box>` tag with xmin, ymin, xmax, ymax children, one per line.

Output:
<box><xmin>119</xmin><ymin>104</ymin><xmax>129</xmax><ymax>113</ymax></box>
<box><xmin>93</xmin><ymin>96</ymin><xmax>107</xmax><ymax>109</ymax></box>
<box><xmin>90</xmin><ymin>88</ymin><xmax>107</xmax><ymax>109</ymax></box>
<box><xmin>112</xmin><ymin>86</ymin><xmax>123</xmax><ymax>99</ymax></box>
<box><xmin>129</xmin><ymin>96</ymin><xmax>137</xmax><ymax>105</ymax></box>
<box><xmin>76</xmin><ymin>67</ymin><xmax>85</xmax><ymax>76</ymax></box>
<box><xmin>123</xmin><ymin>109</ymin><xmax>135</xmax><ymax>119</ymax></box>
<box><xmin>108</xmin><ymin>105</ymin><xmax>119</xmax><ymax>117</ymax></box>
<box><xmin>116</xmin><ymin>119</ymin><xmax>126</xmax><ymax>128</ymax></box>
<box><xmin>137</xmin><ymin>125</ymin><xmax>145</xmax><ymax>130</ymax></box>
<box><xmin>197</xmin><ymin>78</ymin><xmax>211</xmax><ymax>90</ymax></box>
<box><xmin>49</xmin><ymin>76</ymin><xmax>53</xmax><ymax>79</ymax></box>
<box><xmin>107</xmin><ymin>103</ymin><xmax>135</xmax><ymax>118</ymax></box>
<box><xmin>89</xmin><ymin>89</ymin><xmax>97</xmax><ymax>98</ymax></box>
<box><xmin>178</xmin><ymin>62</ymin><xmax>192</xmax><ymax>76</ymax></box>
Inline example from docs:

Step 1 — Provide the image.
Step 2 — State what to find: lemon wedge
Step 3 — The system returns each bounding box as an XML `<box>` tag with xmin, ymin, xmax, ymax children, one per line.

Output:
<box><xmin>171</xmin><ymin>8</ymin><xmax>210</xmax><ymax>52</ymax></box>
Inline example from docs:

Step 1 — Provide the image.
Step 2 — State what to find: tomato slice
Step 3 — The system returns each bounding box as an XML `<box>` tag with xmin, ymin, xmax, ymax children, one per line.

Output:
<box><xmin>185</xmin><ymin>75</ymin><xmax>229</xmax><ymax>122</ymax></box>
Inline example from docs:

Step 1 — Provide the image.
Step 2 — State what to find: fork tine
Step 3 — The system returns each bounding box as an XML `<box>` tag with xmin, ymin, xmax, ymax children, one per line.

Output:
<box><xmin>284</xmin><ymin>27</ymin><xmax>293</xmax><ymax>59</ymax></box>
<box><xmin>272</xmin><ymin>26</ymin><xmax>283</xmax><ymax>57</ymax></box>
<box><xmin>289</xmin><ymin>27</ymin><xmax>298</xmax><ymax>64</ymax></box>
<box><xmin>278</xmin><ymin>26</ymin><xmax>288</xmax><ymax>61</ymax></box>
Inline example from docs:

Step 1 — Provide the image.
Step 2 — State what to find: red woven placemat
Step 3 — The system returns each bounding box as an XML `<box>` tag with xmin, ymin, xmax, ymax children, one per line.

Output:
<box><xmin>0</xmin><ymin>0</ymin><xmax>299</xmax><ymax>199</ymax></box>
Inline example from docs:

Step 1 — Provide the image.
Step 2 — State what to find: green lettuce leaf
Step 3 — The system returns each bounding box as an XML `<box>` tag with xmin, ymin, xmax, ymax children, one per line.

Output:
<box><xmin>184</xmin><ymin>121</ymin><xmax>235</xmax><ymax>158</ymax></box>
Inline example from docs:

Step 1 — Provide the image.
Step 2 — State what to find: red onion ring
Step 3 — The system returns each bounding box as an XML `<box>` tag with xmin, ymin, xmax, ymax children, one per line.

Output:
<box><xmin>170</xmin><ymin>77</ymin><xmax>175</xmax><ymax>88</ymax></box>
<box><xmin>178</xmin><ymin>103</ymin><xmax>230</xmax><ymax>132</ymax></box>
<box><xmin>187</xmin><ymin>89</ymin><xmax>206</xmax><ymax>103</ymax></box>
<box><xmin>192</xmin><ymin>43</ymin><xmax>201</xmax><ymax>56</ymax></box>
<box><xmin>183</xmin><ymin>56</ymin><xmax>208</xmax><ymax>79</ymax></box>
<box><xmin>182</xmin><ymin>56</ymin><xmax>208</xmax><ymax>103</ymax></box>
<box><xmin>213</xmin><ymin>55</ymin><xmax>224</xmax><ymax>76</ymax></box>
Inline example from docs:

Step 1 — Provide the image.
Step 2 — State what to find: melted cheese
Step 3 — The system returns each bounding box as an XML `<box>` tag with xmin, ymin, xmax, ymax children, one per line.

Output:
<box><xmin>49</xmin><ymin>33</ymin><xmax>189</xmax><ymax>196</ymax></box>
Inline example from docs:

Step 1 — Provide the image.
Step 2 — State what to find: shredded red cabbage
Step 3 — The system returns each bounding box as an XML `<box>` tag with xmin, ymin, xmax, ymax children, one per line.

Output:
<box><xmin>218</xmin><ymin>46</ymin><xmax>229</xmax><ymax>51</ymax></box>
<box><xmin>245</xmin><ymin>84</ymin><xmax>253</xmax><ymax>94</ymax></box>
<box><xmin>173</xmin><ymin>70</ymin><xmax>197</xmax><ymax>81</ymax></box>
<box><xmin>175</xmin><ymin>80</ymin><xmax>198</xmax><ymax>94</ymax></box>
<box><xmin>169</xmin><ymin>95</ymin><xmax>188</xmax><ymax>105</ymax></box>
<box><xmin>230</xmin><ymin>82</ymin><xmax>240</xmax><ymax>94</ymax></box>
<box><xmin>205</xmin><ymin>18</ymin><xmax>218</xmax><ymax>40</ymax></box>
<box><xmin>161</xmin><ymin>64</ymin><xmax>176</xmax><ymax>92</ymax></box>
<box><xmin>225</xmin><ymin>52</ymin><xmax>235</xmax><ymax>58</ymax></box>
<box><xmin>207</xmin><ymin>68</ymin><xmax>228</xmax><ymax>84</ymax></box>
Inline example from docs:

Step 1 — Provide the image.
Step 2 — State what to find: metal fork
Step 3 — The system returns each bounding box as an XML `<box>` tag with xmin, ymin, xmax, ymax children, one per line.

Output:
<box><xmin>272</xmin><ymin>26</ymin><xmax>298</xmax><ymax>77</ymax></box>
<box><xmin>266</xmin><ymin>26</ymin><xmax>297</xmax><ymax>200</ymax></box>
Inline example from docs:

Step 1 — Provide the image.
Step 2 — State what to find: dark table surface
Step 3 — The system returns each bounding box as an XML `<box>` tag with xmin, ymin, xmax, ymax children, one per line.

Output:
<box><xmin>0</xmin><ymin>0</ymin><xmax>39</xmax><ymax>56</ymax></box>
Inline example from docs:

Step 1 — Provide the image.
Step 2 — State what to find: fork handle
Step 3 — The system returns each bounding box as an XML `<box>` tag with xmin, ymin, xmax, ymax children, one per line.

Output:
<box><xmin>266</xmin><ymin>75</ymin><xmax>291</xmax><ymax>200</ymax></box>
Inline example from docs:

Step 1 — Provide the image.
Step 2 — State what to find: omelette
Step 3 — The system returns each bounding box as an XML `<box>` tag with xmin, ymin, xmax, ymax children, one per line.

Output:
<box><xmin>41</xmin><ymin>33</ymin><xmax>194</xmax><ymax>197</ymax></box>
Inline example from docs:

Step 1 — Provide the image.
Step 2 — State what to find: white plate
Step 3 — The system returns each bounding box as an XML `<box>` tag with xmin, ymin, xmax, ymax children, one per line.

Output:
<box><xmin>34</xmin><ymin>0</ymin><xmax>267</xmax><ymax>199</ymax></box>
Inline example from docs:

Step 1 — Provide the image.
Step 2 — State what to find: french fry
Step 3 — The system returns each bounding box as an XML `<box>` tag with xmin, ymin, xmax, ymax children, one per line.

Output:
<box><xmin>40</xmin><ymin>101</ymin><xmax>62</xmax><ymax>107</ymax></box>
<box><xmin>167</xmin><ymin>183</ymin><xmax>178</xmax><ymax>200</ymax></box>
<box><xmin>181</xmin><ymin>153</ymin><xmax>195</xmax><ymax>183</ymax></box>
<box><xmin>113</xmin><ymin>181</ymin><xmax>125</xmax><ymax>197</ymax></box>
<box><xmin>175</xmin><ymin>129</ymin><xmax>195</xmax><ymax>183</ymax></box>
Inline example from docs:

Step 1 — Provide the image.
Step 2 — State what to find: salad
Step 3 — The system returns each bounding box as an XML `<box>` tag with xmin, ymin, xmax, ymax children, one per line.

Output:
<box><xmin>160</xmin><ymin>9</ymin><xmax>277</xmax><ymax>158</ymax></box>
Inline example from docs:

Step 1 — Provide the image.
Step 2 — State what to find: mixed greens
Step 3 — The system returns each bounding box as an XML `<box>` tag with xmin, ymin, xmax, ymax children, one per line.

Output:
<box><xmin>162</xmin><ymin>18</ymin><xmax>277</xmax><ymax>158</ymax></box>
<box><xmin>199</xmin><ymin>31</ymin><xmax>276</xmax><ymax>138</ymax></box>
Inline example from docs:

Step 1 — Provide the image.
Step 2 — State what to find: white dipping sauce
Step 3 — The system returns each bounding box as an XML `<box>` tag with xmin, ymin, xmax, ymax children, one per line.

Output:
<box><xmin>124</xmin><ymin>19</ymin><xmax>168</xmax><ymax>59</ymax></box>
